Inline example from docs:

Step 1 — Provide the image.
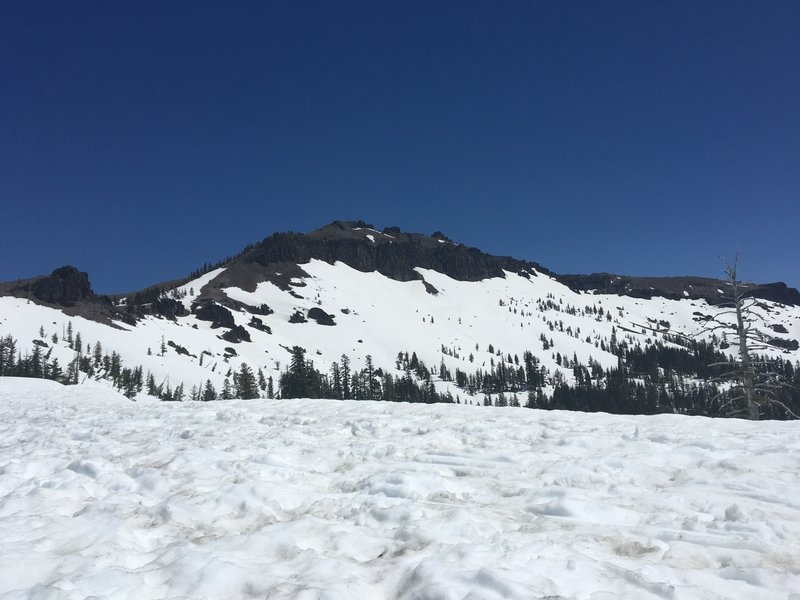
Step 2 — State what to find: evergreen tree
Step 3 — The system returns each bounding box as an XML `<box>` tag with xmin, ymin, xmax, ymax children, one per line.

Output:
<box><xmin>0</xmin><ymin>335</ymin><xmax>16</xmax><ymax>375</ymax></box>
<box><xmin>287</xmin><ymin>346</ymin><xmax>308</xmax><ymax>397</ymax></box>
<box><xmin>30</xmin><ymin>345</ymin><xmax>43</xmax><ymax>378</ymax></box>
<box><xmin>340</xmin><ymin>354</ymin><xmax>351</xmax><ymax>399</ymax></box>
<box><xmin>257</xmin><ymin>367</ymin><xmax>267</xmax><ymax>392</ymax></box>
<box><xmin>49</xmin><ymin>358</ymin><xmax>64</xmax><ymax>382</ymax></box>
<box><xmin>202</xmin><ymin>379</ymin><xmax>217</xmax><ymax>401</ymax></box>
<box><xmin>330</xmin><ymin>361</ymin><xmax>342</xmax><ymax>399</ymax></box>
<box><xmin>236</xmin><ymin>363</ymin><xmax>260</xmax><ymax>399</ymax></box>
<box><xmin>365</xmin><ymin>355</ymin><xmax>379</xmax><ymax>400</ymax></box>
<box><xmin>221</xmin><ymin>377</ymin><xmax>234</xmax><ymax>399</ymax></box>
<box><xmin>146</xmin><ymin>373</ymin><xmax>159</xmax><ymax>396</ymax></box>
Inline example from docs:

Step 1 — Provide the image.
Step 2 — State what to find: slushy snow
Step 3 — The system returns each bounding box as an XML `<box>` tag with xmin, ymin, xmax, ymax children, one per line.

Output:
<box><xmin>2</xmin><ymin>378</ymin><xmax>799</xmax><ymax>599</ymax></box>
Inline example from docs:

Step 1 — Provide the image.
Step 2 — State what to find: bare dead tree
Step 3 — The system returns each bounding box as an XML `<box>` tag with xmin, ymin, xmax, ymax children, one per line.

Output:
<box><xmin>703</xmin><ymin>253</ymin><xmax>798</xmax><ymax>420</ymax></box>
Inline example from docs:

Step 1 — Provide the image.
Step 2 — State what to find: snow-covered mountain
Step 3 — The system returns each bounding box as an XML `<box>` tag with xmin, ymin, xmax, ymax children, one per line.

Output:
<box><xmin>2</xmin><ymin>220</ymin><xmax>799</xmax><ymax>414</ymax></box>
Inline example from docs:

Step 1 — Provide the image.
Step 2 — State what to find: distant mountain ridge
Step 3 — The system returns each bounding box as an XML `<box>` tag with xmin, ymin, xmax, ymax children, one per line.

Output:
<box><xmin>2</xmin><ymin>219</ymin><xmax>799</xmax><ymax>417</ymax></box>
<box><xmin>2</xmin><ymin>220</ymin><xmax>798</xmax><ymax>314</ymax></box>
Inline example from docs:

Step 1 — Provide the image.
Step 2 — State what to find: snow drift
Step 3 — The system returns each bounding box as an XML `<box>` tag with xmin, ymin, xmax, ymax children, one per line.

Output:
<box><xmin>1</xmin><ymin>378</ymin><xmax>798</xmax><ymax>599</ymax></box>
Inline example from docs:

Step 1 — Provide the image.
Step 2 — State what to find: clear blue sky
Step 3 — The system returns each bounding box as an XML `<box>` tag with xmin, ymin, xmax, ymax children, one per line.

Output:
<box><xmin>2</xmin><ymin>1</ymin><xmax>798</xmax><ymax>294</ymax></box>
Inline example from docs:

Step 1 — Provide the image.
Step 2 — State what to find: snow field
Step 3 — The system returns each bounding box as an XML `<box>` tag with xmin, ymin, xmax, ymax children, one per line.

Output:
<box><xmin>2</xmin><ymin>259</ymin><xmax>800</xmax><ymax>405</ymax></box>
<box><xmin>2</xmin><ymin>378</ymin><xmax>799</xmax><ymax>599</ymax></box>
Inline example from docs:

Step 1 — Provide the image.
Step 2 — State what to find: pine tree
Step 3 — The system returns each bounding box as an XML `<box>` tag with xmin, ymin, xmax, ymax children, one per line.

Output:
<box><xmin>257</xmin><ymin>367</ymin><xmax>267</xmax><ymax>392</ymax></box>
<box><xmin>221</xmin><ymin>377</ymin><xmax>233</xmax><ymax>400</ymax></box>
<box><xmin>236</xmin><ymin>363</ymin><xmax>259</xmax><ymax>399</ymax></box>
<box><xmin>0</xmin><ymin>335</ymin><xmax>17</xmax><ymax>376</ymax></box>
<box><xmin>340</xmin><ymin>354</ymin><xmax>351</xmax><ymax>399</ymax></box>
<box><xmin>365</xmin><ymin>355</ymin><xmax>379</xmax><ymax>400</ymax></box>
<box><xmin>48</xmin><ymin>358</ymin><xmax>63</xmax><ymax>382</ymax></box>
<box><xmin>30</xmin><ymin>345</ymin><xmax>43</xmax><ymax>378</ymax></box>
<box><xmin>202</xmin><ymin>379</ymin><xmax>217</xmax><ymax>401</ymax></box>
<box><xmin>280</xmin><ymin>346</ymin><xmax>309</xmax><ymax>398</ymax></box>
<box><xmin>146</xmin><ymin>373</ymin><xmax>159</xmax><ymax>396</ymax></box>
<box><xmin>330</xmin><ymin>361</ymin><xmax>342</xmax><ymax>399</ymax></box>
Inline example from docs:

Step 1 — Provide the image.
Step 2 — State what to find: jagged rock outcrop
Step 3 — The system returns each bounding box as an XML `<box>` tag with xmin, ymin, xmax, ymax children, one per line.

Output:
<box><xmin>234</xmin><ymin>221</ymin><xmax>546</xmax><ymax>284</ymax></box>
<box><xmin>221</xmin><ymin>325</ymin><xmax>251</xmax><ymax>344</ymax></box>
<box><xmin>30</xmin><ymin>266</ymin><xmax>94</xmax><ymax>307</ymax></box>
<box><xmin>248</xmin><ymin>316</ymin><xmax>271</xmax><ymax>333</ymax></box>
<box><xmin>192</xmin><ymin>302</ymin><xmax>236</xmax><ymax>329</ymax></box>
<box><xmin>308</xmin><ymin>307</ymin><xmax>336</xmax><ymax>326</ymax></box>
<box><xmin>152</xmin><ymin>298</ymin><xmax>189</xmax><ymax>320</ymax></box>
<box><xmin>2</xmin><ymin>223</ymin><xmax>798</xmax><ymax>323</ymax></box>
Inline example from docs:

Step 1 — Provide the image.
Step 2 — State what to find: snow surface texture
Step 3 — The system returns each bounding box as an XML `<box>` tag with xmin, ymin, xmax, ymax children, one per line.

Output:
<box><xmin>2</xmin><ymin>258</ymin><xmax>799</xmax><ymax>404</ymax></box>
<box><xmin>2</xmin><ymin>378</ymin><xmax>799</xmax><ymax>599</ymax></box>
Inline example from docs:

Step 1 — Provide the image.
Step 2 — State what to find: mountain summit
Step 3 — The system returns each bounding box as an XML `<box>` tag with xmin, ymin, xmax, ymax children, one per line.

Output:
<box><xmin>1</xmin><ymin>220</ymin><xmax>798</xmax><ymax>417</ymax></box>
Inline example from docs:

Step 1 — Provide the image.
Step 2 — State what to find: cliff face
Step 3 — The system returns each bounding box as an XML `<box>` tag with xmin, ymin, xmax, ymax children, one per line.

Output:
<box><xmin>30</xmin><ymin>266</ymin><xmax>94</xmax><ymax>306</ymax></box>
<box><xmin>2</xmin><ymin>222</ymin><xmax>798</xmax><ymax>317</ymax></box>
<box><xmin>0</xmin><ymin>266</ymin><xmax>96</xmax><ymax>307</ymax></box>
<box><xmin>235</xmin><ymin>221</ymin><xmax>548</xmax><ymax>284</ymax></box>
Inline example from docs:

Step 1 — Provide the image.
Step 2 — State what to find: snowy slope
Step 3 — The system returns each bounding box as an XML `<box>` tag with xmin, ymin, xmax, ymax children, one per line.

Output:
<box><xmin>1</xmin><ymin>378</ymin><xmax>799</xmax><ymax>599</ymax></box>
<box><xmin>2</xmin><ymin>258</ymin><xmax>800</xmax><ymax>403</ymax></box>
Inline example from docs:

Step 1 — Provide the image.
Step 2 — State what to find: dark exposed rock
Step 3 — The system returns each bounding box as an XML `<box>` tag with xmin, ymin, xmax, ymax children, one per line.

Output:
<box><xmin>234</xmin><ymin>222</ymin><xmax>550</xmax><ymax>284</ymax></box>
<box><xmin>559</xmin><ymin>273</ymin><xmax>800</xmax><ymax>307</ymax></box>
<box><xmin>221</xmin><ymin>325</ymin><xmax>250</xmax><ymax>343</ymax></box>
<box><xmin>751</xmin><ymin>282</ymin><xmax>800</xmax><ymax>306</ymax></box>
<box><xmin>307</xmin><ymin>307</ymin><xmax>336</xmax><ymax>326</ymax></box>
<box><xmin>31</xmin><ymin>266</ymin><xmax>94</xmax><ymax>307</ymax></box>
<box><xmin>248</xmin><ymin>316</ymin><xmax>272</xmax><ymax>333</ymax></box>
<box><xmin>0</xmin><ymin>267</ymin><xmax>136</xmax><ymax>327</ymax></box>
<box><xmin>422</xmin><ymin>281</ymin><xmax>439</xmax><ymax>296</ymax></box>
<box><xmin>167</xmin><ymin>340</ymin><xmax>194</xmax><ymax>357</ymax></box>
<box><xmin>771</xmin><ymin>324</ymin><xmax>789</xmax><ymax>334</ymax></box>
<box><xmin>182</xmin><ymin>221</ymin><xmax>800</xmax><ymax>311</ymax></box>
<box><xmin>250</xmin><ymin>303</ymin><xmax>274</xmax><ymax>316</ymax></box>
<box><xmin>289</xmin><ymin>311</ymin><xmax>307</xmax><ymax>324</ymax></box>
<box><xmin>224</xmin><ymin>347</ymin><xmax>237</xmax><ymax>357</ymax></box>
<box><xmin>152</xmin><ymin>298</ymin><xmax>189</xmax><ymax>320</ymax></box>
<box><xmin>193</xmin><ymin>302</ymin><xmax>235</xmax><ymax>329</ymax></box>
<box><xmin>769</xmin><ymin>337</ymin><xmax>799</xmax><ymax>351</ymax></box>
<box><xmin>32</xmin><ymin>339</ymin><xmax>49</xmax><ymax>348</ymax></box>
